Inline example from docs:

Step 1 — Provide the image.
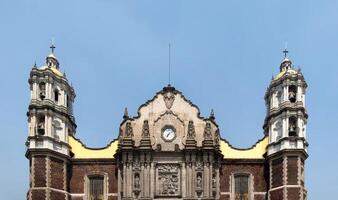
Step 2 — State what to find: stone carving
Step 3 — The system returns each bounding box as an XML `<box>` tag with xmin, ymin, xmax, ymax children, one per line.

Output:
<box><xmin>204</xmin><ymin>122</ymin><xmax>212</xmax><ymax>139</ymax></box>
<box><xmin>126</xmin><ymin>122</ymin><xmax>133</xmax><ymax>137</ymax></box>
<box><xmin>134</xmin><ymin>173</ymin><xmax>140</xmax><ymax>189</ymax></box>
<box><xmin>214</xmin><ymin>128</ymin><xmax>220</xmax><ymax>144</ymax></box>
<box><xmin>187</xmin><ymin>121</ymin><xmax>195</xmax><ymax>138</ymax></box>
<box><xmin>163</xmin><ymin>92</ymin><xmax>175</xmax><ymax>109</ymax></box>
<box><xmin>157</xmin><ymin>164</ymin><xmax>180</xmax><ymax>196</ymax></box>
<box><xmin>196</xmin><ymin>173</ymin><xmax>202</xmax><ymax>188</ymax></box>
<box><xmin>142</xmin><ymin>120</ymin><xmax>150</xmax><ymax>137</ymax></box>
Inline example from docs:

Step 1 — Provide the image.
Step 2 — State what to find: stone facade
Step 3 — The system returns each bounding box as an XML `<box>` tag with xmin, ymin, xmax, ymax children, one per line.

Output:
<box><xmin>25</xmin><ymin>48</ymin><xmax>308</xmax><ymax>200</ymax></box>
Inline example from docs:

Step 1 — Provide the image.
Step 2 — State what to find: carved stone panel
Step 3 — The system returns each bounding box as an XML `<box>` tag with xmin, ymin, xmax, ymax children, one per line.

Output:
<box><xmin>155</xmin><ymin>163</ymin><xmax>181</xmax><ymax>197</ymax></box>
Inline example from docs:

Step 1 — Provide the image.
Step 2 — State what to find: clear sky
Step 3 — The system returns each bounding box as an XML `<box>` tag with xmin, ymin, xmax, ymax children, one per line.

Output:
<box><xmin>0</xmin><ymin>0</ymin><xmax>337</xmax><ymax>199</ymax></box>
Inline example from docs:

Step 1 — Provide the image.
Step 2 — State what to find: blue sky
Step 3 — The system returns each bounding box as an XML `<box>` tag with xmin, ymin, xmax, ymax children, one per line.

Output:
<box><xmin>0</xmin><ymin>0</ymin><xmax>337</xmax><ymax>199</ymax></box>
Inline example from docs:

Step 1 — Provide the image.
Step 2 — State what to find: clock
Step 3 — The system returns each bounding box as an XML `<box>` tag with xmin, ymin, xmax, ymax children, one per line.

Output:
<box><xmin>162</xmin><ymin>126</ymin><xmax>176</xmax><ymax>141</ymax></box>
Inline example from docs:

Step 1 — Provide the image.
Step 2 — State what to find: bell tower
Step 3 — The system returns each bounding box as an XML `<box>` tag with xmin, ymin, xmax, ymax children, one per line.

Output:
<box><xmin>26</xmin><ymin>45</ymin><xmax>76</xmax><ymax>200</ymax></box>
<box><xmin>264</xmin><ymin>49</ymin><xmax>308</xmax><ymax>200</ymax></box>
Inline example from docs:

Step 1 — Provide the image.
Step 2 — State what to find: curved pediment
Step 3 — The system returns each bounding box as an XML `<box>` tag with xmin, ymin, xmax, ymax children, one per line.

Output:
<box><xmin>119</xmin><ymin>85</ymin><xmax>219</xmax><ymax>150</ymax></box>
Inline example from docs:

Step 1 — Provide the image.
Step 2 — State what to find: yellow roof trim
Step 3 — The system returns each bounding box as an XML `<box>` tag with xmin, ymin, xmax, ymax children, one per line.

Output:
<box><xmin>69</xmin><ymin>136</ymin><xmax>118</xmax><ymax>159</ymax></box>
<box><xmin>220</xmin><ymin>136</ymin><xmax>269</xmax><ymax>159</ymax></box>
<box><xmin>38</xmin><ymin>66</ymin><xmax>63</xmax><ymax>77</ymax></box>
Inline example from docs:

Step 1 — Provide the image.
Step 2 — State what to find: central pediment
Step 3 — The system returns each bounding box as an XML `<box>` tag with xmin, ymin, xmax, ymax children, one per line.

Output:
<box><xmin>119</xmin><ymin>85</ymin><xmax>219</xmax><ymax>151</ymax></box>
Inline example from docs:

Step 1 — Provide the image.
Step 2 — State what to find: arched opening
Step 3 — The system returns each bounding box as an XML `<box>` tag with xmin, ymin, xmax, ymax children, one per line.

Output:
<box><xmin>289</xmin><ymin>117</ymin><xmax>298</xmax><ymax>137</ymax></box>
<box><xmin>39</xmin><ymin>82</ymin><xmax>46</xmax><ymax>100</ymax></box>
<box><xmin>37</xmin><ymin>116</ymin><xmax>45</xmax><ymax>135</ymax></box>
<box><xmin>288</xmin><ymin>85</ymin><xmax>297</xmax><ymax>103</ymax></box>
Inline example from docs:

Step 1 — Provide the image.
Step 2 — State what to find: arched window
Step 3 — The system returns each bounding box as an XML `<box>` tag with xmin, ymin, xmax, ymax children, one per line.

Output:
<box><xmin>288</xmin><ymin>85</ymin><xmax>297</xmax><ymax>103</ymax></box>
<box><xmin>89</xmin><ymin>176</ymin><xmax>104</xmax><ymax>200</ymax></box>
<box><xmin>234</xmin><ymin>174</ymin><xmax>249</xmax><ymax>200</ymax></box>
<box><xmin>289</xmin><ymin>117</ymin><xmax>298</xmax><ymax>137</ymax></box>
<box><xmin>39</xmin><ymin>82</ymin><xmax>46</xmax><ymax>100</ymax></box>
<box><xmin>37</xmin><ymin>115</ymin><xmax>45</xmax><ymax>135</ymax></box>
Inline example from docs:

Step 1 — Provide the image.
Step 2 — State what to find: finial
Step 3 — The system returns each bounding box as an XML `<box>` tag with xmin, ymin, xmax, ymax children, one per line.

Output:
<box><xmin>33</xmin><ymin>61</ymin><xmax>37</xmax><ymax>68</ymax></box>
<box><xmin>283</xmin><ymin>42</ymin><xmax>288</xmax><ymax>58</ymax></box>
<box><xmin>209</xmin><ymin>109</ymin><xmax>215</xmax><ymax>120</ymax></box>
<box><xmin>123</xmin><ymin>107</ymin><xmax>129</xmax><ymax>119</ymax></box>
<box><xmin>50</xmin><ymin>38</ymin><xmax>56</xmax><ymax>53</ymax></box>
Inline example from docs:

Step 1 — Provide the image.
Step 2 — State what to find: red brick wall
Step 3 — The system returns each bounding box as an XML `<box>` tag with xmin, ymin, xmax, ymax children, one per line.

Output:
<box><xmin>270</xmin><ymin>188</ymin><xmax>283</xmax><ymax>200</ymax></box>
<box><xmin>50</xmin><ymin>157</ymin><xmax>64</xmax><ymax>190</ymax></box>
<box><xmin>31</xmin><ymin>189</ymin><xmax>46</xmax><ymax>200</ymax></box>
<box><xmin>287</xmin><ymin>156</ymin><xmax>298</xmax><ymax>185</ymax></box>
<box><xmin>220</xmin><ymin>163</ymin><xmax>267</xmax><ymax>193</ymax></box>
<box><xmin>34</xmin><ymin>156</ymin><xmax>46</xmax><ymax>187</ymax></box>
<box><xmin>287</xmin><ymin>187</ymin><xmax>300</xmax><ymax>200</ymax></box>
<box><xmin>271</xmin><ymin>157</ymin><xmax>283</xmax><ymax>188</ymax></box>
<box><xmin>69</xmin><ymin>162</ymin><xmax>118</xmax><ymax>194</ymax></box>
<box><xmin>50</xmin><ymin>190</ymin><xmax>66</xmax><ymax>200</ymax></box>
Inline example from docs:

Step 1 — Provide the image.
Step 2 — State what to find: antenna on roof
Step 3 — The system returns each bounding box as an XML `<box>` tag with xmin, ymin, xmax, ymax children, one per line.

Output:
<box><xmin>168</xmin><ymin>43</ymin><xmax>171</xmax><ymax>86</ymax></box>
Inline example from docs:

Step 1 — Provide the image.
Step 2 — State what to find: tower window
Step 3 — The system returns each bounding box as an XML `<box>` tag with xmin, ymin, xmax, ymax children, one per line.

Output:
<box><xmin>289</xmin><ymin>117</ymin><xmax>298</xmax><ymax>137</ymax></box>
<box><xmin>234</xmin><ymin>175</ymin><xmax>249</xmax><ymax>200</ymax></box>
<box><xmin>54</xmin><ymin>90</ymin><xmax>59</xmax><ymax>102</ymax></box>
<box><xmin>37</xmin><ymin>116</ymin><xmax>45</xmax><ymax>135</ymax></box>
<box><xmin>288</xmin><ymin>85</ymin><xmax>297</xmax><ymax>103</ymax></box>
<box><xmin>89</xmin><ymin>176</ymin><xmax>104</xmax><ymax>200</ymax></box>
<box><xmin>39</xmin><ymin>82</ymin><xmax>46</xmax><ymax>100</ymax></box>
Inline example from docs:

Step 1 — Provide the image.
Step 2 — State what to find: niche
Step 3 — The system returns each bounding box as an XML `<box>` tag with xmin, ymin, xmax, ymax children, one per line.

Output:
<box><xmin>37</xmin><ymin>116</ymin><xmax>45</xmax><ymax>135</ymax></box>
<box><xmin>288</xmin><ymin>85</ymin><xmax>297</xmax><ymax>103</ymax></box>
<box><xmin>39</xmin><ymin>82</ymin><xmax>46</xmax><ymax>100</ymax></box>
<box><xmin>288</xmin><ymin>117</ymin><xmax>298</xmax><ymax>137</ymax></box>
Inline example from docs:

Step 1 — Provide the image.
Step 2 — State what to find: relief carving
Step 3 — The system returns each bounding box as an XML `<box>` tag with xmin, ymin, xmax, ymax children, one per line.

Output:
<box><xmin>126</xmin><ymin>122</ymin><xmax>133</xmax><ymax>137</ymax></box>
<box><xmin>142</xmin><ymin>120</ymin><xmax>150</xmax><ymax>137</ymax></box>
<box><xmin>156</xmin><ymin>164</ymin><xmax>180</xmax><ymax>196</ymax></box>
<box><xmin>204</xmin><ymin>122</ymin><xmax>212</xmax><ymax>139</ymax></box>
<box><xmin>163</xmin><ymin>92</ymin><xmax>175</xmax><ymax>109</ymax></box>
<box><xmin>187</xmin><ymin>121</ymin><xmax>196</xmax><ymax>139</ymax></box>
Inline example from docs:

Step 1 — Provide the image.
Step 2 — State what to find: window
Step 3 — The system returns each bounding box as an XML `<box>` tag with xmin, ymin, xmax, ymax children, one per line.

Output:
<box><xmin>89</xmin><ymin>176</ymin><xmax>104</xmax><ymax>200</ymax></box>
<box><xmin>54</xmin><ymin>90</ymin><xmax>59</xmax><ymax>102</ymax></box>
<box><xmin>39</xmin><ymin>82</ymin><xmax>46</xmax><ymax>100</ymax></box>
<box><xmin>235</xmin><ymin>175</ymin><xmax>249</xmax><ymax>200</ymax></box>
<box><xmin>288</xmin><ymin>117</ymin><xmax>298</xmax><ymax>137</ymax></box>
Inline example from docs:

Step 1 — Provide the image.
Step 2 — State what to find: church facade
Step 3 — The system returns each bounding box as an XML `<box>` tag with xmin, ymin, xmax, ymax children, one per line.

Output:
<box><xmin>25</xmin><ymin>47</ymin><xmax>308</xmax><ymax>200</ymax></box>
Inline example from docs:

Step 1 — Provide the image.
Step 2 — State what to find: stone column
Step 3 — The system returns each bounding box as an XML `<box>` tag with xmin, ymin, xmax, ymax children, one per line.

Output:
<box><xmin>150</xmin><ymin>162</ymin><xmax>155</xmax><ymax>198</ymax></box>
<box><xmin>203</xmin><ymin>153</ymin><xmax>209</xmax><ymax>198</ymax></box>
<box><xmin>182</xmin><ymin>162</ymin><xmax>186</xmax><ymax>198</ymax></box>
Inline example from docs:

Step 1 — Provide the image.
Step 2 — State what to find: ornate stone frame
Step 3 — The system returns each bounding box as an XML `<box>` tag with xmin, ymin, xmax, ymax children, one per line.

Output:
<box><xmin>84</xmin><ymin>172</ymin><xmax>108</xmax><ymax>200</ymax></box>
<box><xmin>230</xmin><ymin>172</ymin><xmax>254</xmax><ymax>200</ymax></box>
<box><xmin>161</xmin><ymin>125</ymin><xmax>177</xmax><ymax>142</ymax></box>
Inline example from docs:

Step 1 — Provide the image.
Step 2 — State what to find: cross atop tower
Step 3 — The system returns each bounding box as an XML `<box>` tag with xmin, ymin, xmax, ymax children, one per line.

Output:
<box><xmin>283</xmin><ymin>48</ymin><xmax>288</xmax><ymax>58</ymax></box>
<box><xmin>50</xmin><ymin>38</ymin><xmax>56</xmax><ymax>53</ymax></box>
<box><xmin>50</xmin><ymin>44</ymin><xmax>56</xmax><ymax>53</ymax></box>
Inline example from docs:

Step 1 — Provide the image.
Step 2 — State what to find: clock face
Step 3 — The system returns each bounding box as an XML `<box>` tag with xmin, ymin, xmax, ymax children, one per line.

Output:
<box><xmin>162</xmin><ymin>127</ymin><xmax>176</xmax><ymax>141</ymax></box>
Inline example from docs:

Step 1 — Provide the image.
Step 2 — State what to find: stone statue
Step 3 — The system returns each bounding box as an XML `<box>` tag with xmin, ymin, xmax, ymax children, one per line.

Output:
<box><xmin>134</xmin><ymin>174</ymin><xmax>140</xmax><ymax>189</ymax></box>
<box><xmin>197</xmin><ymin>174</ymin><xmax>202</xmax><ymax>188</ymax></box>
<box><xmin>126</xmin><ymin>122</ymin><xmax>133</xmax><ymax>137</ymax></box>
